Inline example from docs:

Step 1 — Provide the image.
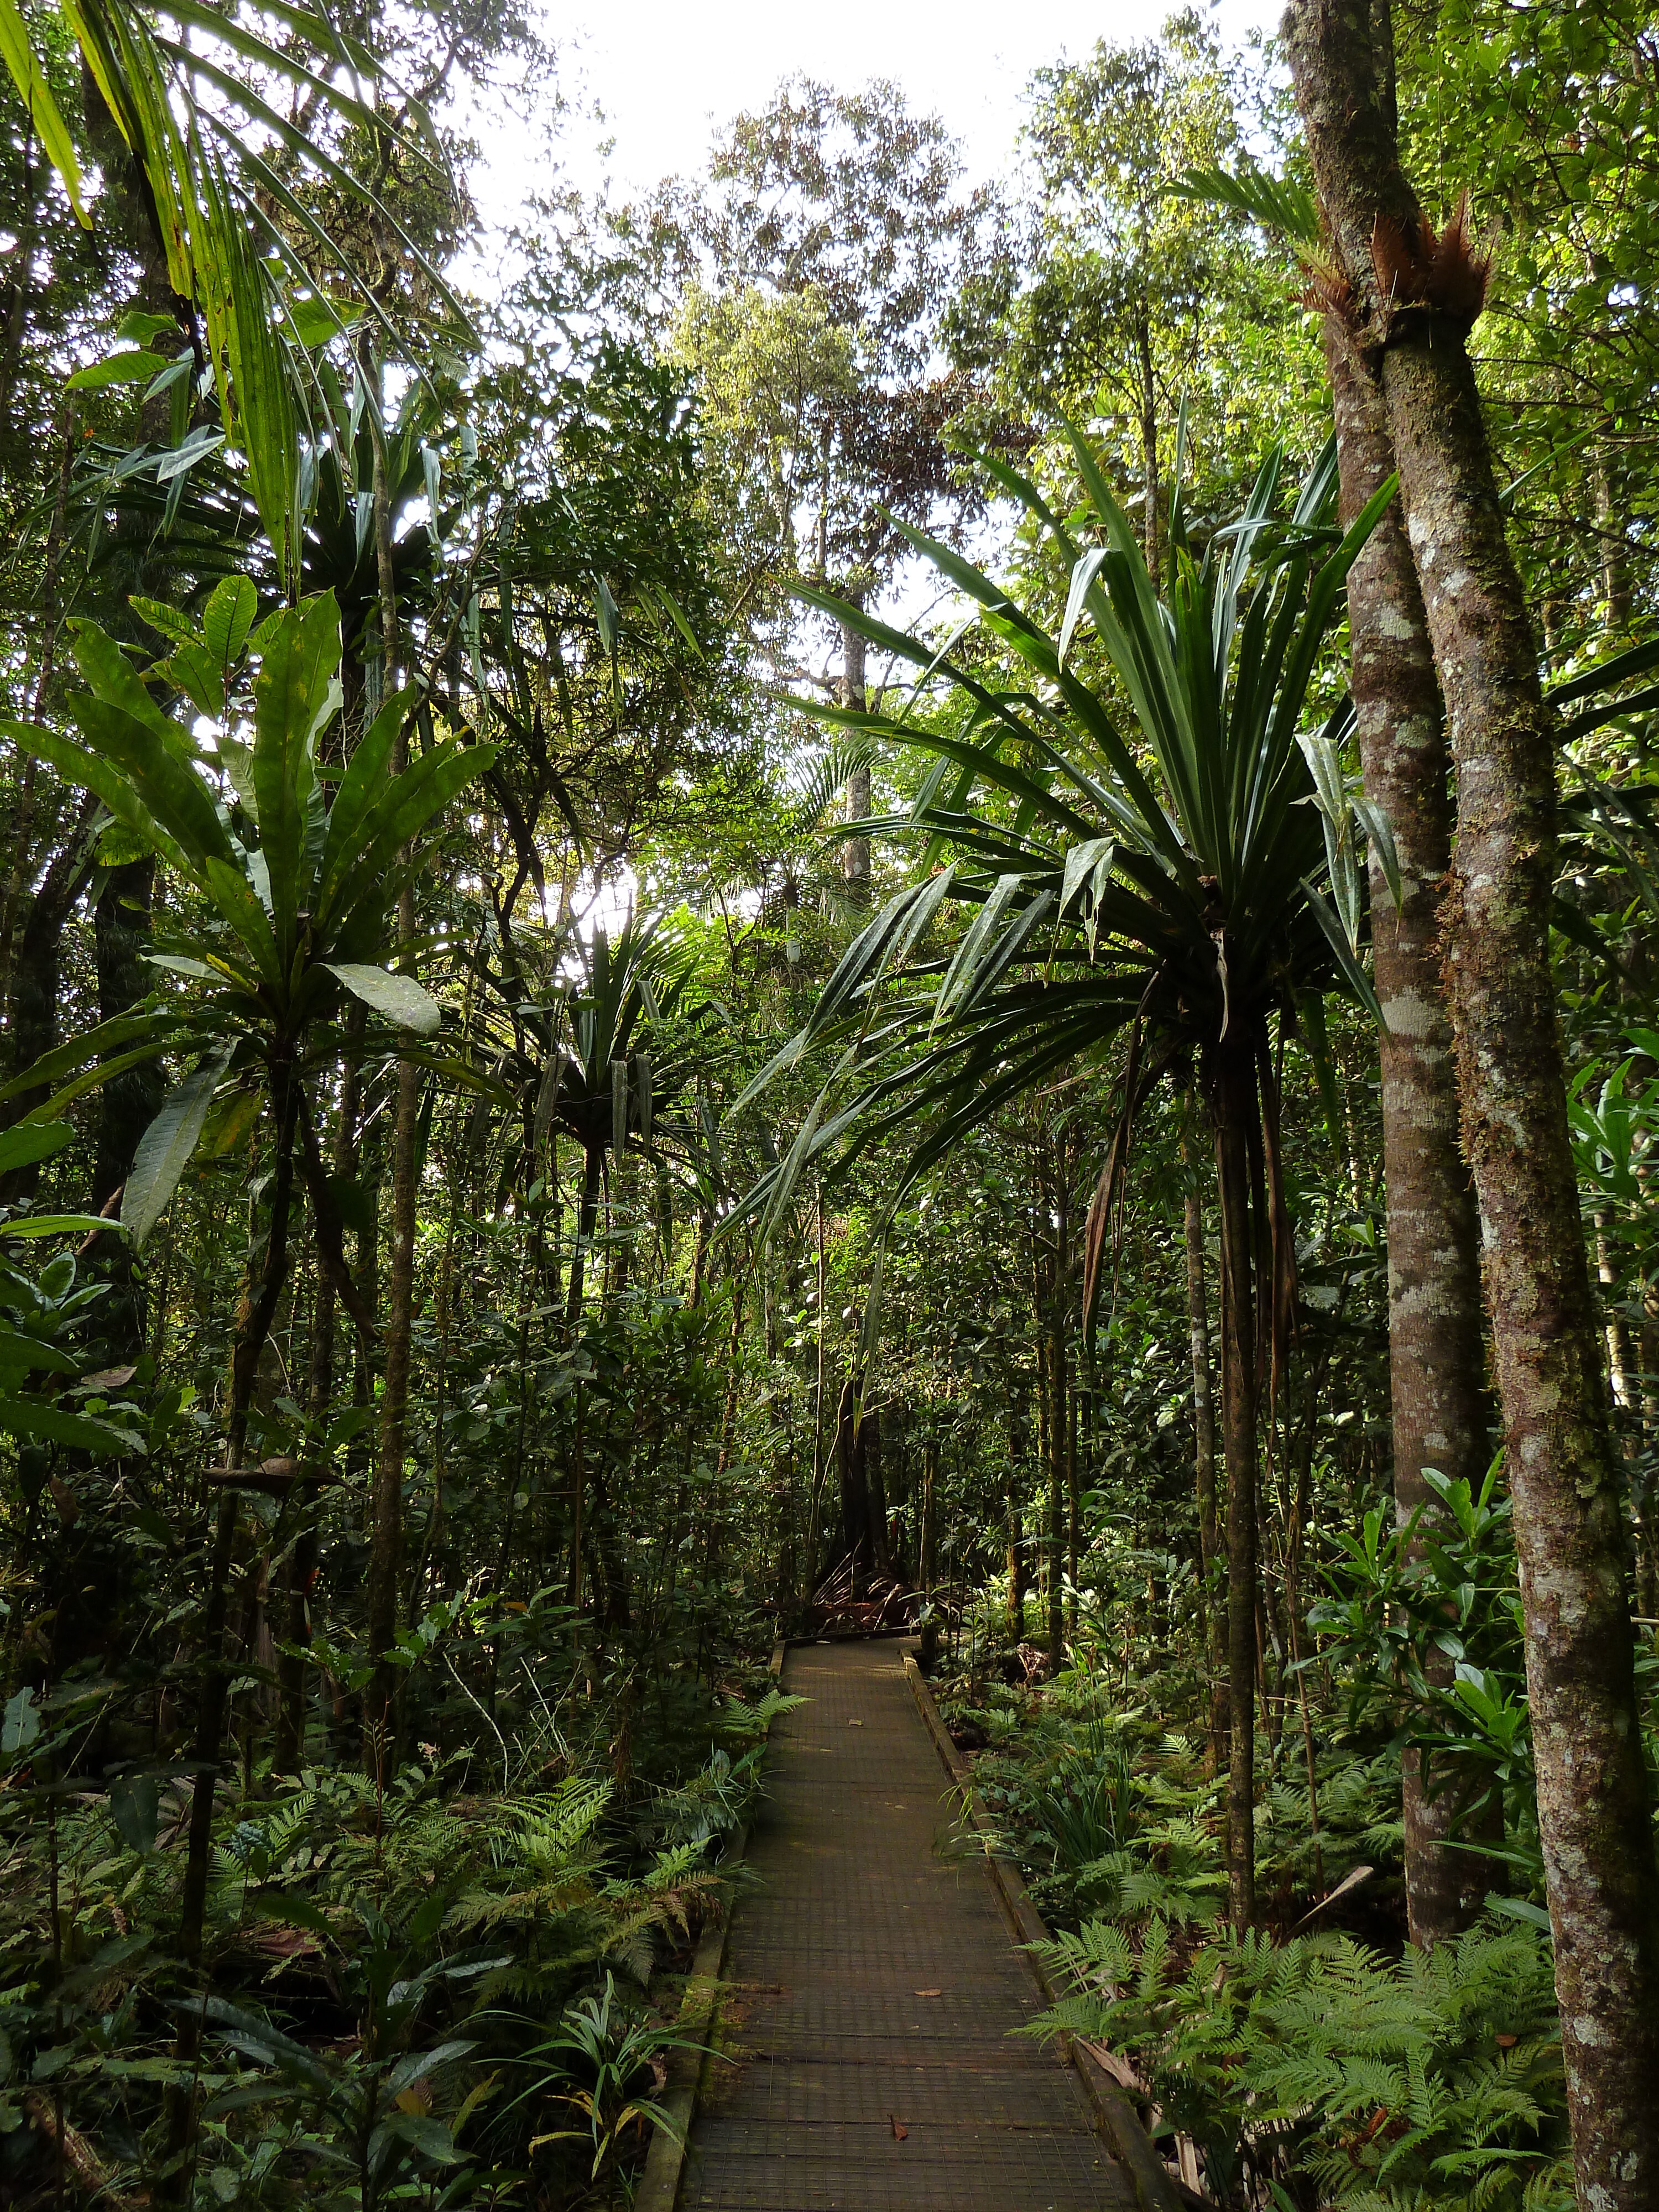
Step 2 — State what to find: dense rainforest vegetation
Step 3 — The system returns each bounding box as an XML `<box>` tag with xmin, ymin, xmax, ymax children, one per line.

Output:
<box><xmin>0</xmin><ymin>0</ymin><xmax>1655</xmax><ymax>2204</ymax></box>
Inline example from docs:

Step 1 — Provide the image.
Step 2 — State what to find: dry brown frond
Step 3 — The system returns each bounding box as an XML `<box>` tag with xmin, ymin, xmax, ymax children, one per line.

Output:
<box><xmin>1371</xmin><ymin>194</ymin><xmax>1493</xmax><ymax>330</ymax></box>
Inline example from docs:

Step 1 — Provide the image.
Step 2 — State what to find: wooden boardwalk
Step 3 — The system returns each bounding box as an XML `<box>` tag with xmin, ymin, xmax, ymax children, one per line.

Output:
<box><xmin>681</xmin><ymin>1639</ymin><xmax>1135</xmax><ymax>2212</ymax></box>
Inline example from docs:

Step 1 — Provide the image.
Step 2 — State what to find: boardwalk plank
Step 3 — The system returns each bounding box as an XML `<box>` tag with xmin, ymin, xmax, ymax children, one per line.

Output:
<box><xmin>679</xmin><ymin>1639</ymin><xmax>1135</xmax><ymax>2212</ymax></box>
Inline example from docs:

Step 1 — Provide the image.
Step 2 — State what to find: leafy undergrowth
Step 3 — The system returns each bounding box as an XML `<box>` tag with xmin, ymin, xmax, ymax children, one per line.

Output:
<box><xmin>930</xmin><ymin>1645</ymin><xmax>1569</xmax><ymax>2211</ymax></box>
<box><xmin>0</xmin><ymin>1667</ymin><xmax>800</xmax><ymax>2209</ymax></box>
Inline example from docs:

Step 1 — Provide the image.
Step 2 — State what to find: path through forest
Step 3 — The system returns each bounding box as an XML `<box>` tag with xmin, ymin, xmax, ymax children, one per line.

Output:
<box><xmin>680</xmin><ymin>1640</ymin><xmax>1134</xmax><ymax>2211</ymax></box>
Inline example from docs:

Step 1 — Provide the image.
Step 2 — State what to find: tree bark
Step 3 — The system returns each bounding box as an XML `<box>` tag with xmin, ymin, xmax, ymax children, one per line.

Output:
<box><xmin>840</xmin><ymin>613</ymin><xmax>871</xmax><ymax>904</ymax></box>
<box><xmin>0</xmin><ymin>791</ymin><xmax>99</xmax><ymax>1197</ymax></box>
<box><xmin>363</xmin><ymin>359</ymin><xmax>418</xmax><ymax>1781</ymax></box>
<box><xmin>1211</xmin><ymin>1038</ymin><xmax>1258</xmax><ymax>1931</ymax></box>
<box><xmin>85</xmin><ymin>857</ymin><xmax>163</xmax><ymax>1359</ymax></box>
<box><xmin>919</xmin><ymin>1432</ymin><xmax>938</xmax><ymax>1669</ymax></box>
<box><xmin>1326</xmin><ymin>327</ymin><xmax>1494</xmax><ymax>1947</ymax></box>
<box><xmin>161</xmin><ymin>1057</ymin><xmax>301</xmax><ymax>2185</ymax></box>
<box><xmin>1006</xmin><ymin>1412</ymin><xmax>1028</xmax><ymax>1645</ymax></box>
<box><xmin>1136</xmin><ymin>307</ymin><xmax>1161</xmax><ymax>594</ymax></box>
<box><xmin>1181</xmin><ymin>1104</ymin><xmax>1227</xmax><ymax>1773</ymax></box>
<box><xmin>1287</xmin><ymin>2</ymin><xmax>1659</xmax><ymax>2192</ymax></box>
<box><xmin>836</xmin><ymin>1374</ymin><xmax>872</xmax><ymax>1593</ymax></box>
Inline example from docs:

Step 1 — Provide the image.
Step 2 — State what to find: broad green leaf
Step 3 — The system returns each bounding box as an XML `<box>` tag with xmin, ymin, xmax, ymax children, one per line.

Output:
<box><xmin>65</xmin><ymin>349</ymin><xmax>171</xmax><ymax>391</ymax></box>
<box><xmin>3</xmin><ymin>718</ymin><xmax>194</xmax><ymax>884</ymax></box>
<box><xmin>2</xmin><ymin>1684</ymin><xmax>39</xmax><ymax>1754</ymax></box>
<box><xmin>153</xmin><ymin>427</ymin><xmax>226</xmax><ymax>483</ymax></box>
<box><xmin>0</xmin><ymin>1333</ymin><xmax>80</xmax><ymax>1376</ymax></box>
<box><xmin>109</xmin><ymin>1773</ymin><xmax>160</xmax><ymax>1854</ymax></box>
<box><xmin>0</xmin><ymin>1011</ymin><xmax>174</xmax><ymax>1107</ymax></box>
<box><xmin>0</xmin><ymin>1121</ymin><xmax>72</xmax><ymax>1178</ymax></box>
<box><xmin>0</xmin><ymin>1398</ymin><xmax>134</xmax><ymax>1455</ymax></box>
<box><xmin>2</xmin><ymin>1214</ymin><xmax>124</xmax><ymax>1239</ymax></box>
<box><xmin>122</xmin><ymin>1059</ymin><xmax>227</xmax><ymax>1246</ymax></box>
<box><xmin>203</xmin><ymin>575</ymin><xmax>258</xmax><ymax>669</ymax></box>
<box><xmin>129</xmin><ymin>597</ymin><xmax>201</xmax><ymax>648</ymax></box>
<box><xmin>323</xmin><ymin>964</ymin><xmax>441</xmax><ymax>1036</ymax></box>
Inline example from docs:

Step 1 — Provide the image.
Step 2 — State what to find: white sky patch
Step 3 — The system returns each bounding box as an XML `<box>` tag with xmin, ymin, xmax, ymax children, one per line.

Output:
<box><xmin>468</xmin><ymin>0</ymin><xmax>1276</xmax><ymax>230</ymax></box>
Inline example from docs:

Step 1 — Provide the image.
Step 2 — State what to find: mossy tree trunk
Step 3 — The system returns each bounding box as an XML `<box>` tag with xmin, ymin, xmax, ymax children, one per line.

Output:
<box><xmin>1324</xmin><ymin>325</ymin><xmax>1495</xmax><ymax>1947</ymax></box>
<box><xmin>1287</xmin><ymin>0</ymin><xmax>1659</xmax><ymax>2192</ymax></box>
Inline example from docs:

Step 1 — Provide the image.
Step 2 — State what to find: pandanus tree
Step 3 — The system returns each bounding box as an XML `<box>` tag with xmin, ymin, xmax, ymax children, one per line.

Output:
<box><xmin>474</xmin><ymin>914</ymin><xmax>703</xmax><ymax>1328</ymax></box>
<box><xmin>0</xmin><ymin>578</ymin><xmax>489</xmax><ymax>2141</ymax></box>
<box><xmin>737</xmin><ymin>431</ymin><xmax>1392</xmax><ymax>1926</ymax></box>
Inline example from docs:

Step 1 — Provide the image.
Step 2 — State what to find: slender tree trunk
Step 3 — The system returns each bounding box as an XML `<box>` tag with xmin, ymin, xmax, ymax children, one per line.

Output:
<box><xmin>1326</xmin><ymin>325</ymin><xmax>1494</xmax><ymax>1946</ymax></box>
<box><xmin>1008</xmin><ymin>1389</ymin><xmax>1030</xmax><ymax>1641</ymax></box>
<box><xmin>277</xmin><ymin>1038</ymin><xmax>363</xmax><ymax>1774</ymax></box>
<box><xmin>161</xmin><ymin>1059</ymin><xmax>301</xmax><ymax>2184</ymax></box>
<box><xmin>0</xmin><ymin>792</ymin><xmax>100</xmax><ymax>1194</ymax></box>
<box><xmin>1595</xmin><ymin>443</ymin><xmax>1631</xmax><ymax>635</ymax></box>
<box><xmin>1136</xmin><ymin>307</ymin><xmax>1161</xmax><ymax>594</ymax></box>
<box><xmin>840</xmin><ymin>613</ymin><xmax>871</xmax><ymax>905</ymax></box>
<box><xmin>919</xmin><ymin>1433</ymin><xmax>938</xmax><ymax>1668</ymax></box>
<box><xmin>1182</xmin><ymin>1106</ymin><xmax>1227</xmax><ymax>1771</ymax></box>
<box><xmin>1046</xmin><ymin>1316</ymin><xmax>1065</xmax><ymax>1675</ymax></box>
<box><xmin>564</xmin><ymin>1146</ymin><xmax>604</xmax><ymax>1629</ymax></box>
<box><xmin>85</xmin><ymin>856</ymin><xmax>163</xmax><ymax>1357</ymax></box>
<box><xmin>1288</xmin><ymin>3</ymin><xmax>1659</xmax><ymax>2190</ymax></box>
<box><xmin>566</xmin><ymin>1144</ymin><xmax>604</xmax><ymax>1330</ymax></box>
<box><xmin>1211</xmin><ymin>1037</ymin><xmax>1258</xmax><ymax>1930</ymax></box>
<box><xmin>864</xmin><ymin>1406</ymin><xmax>889</xmax><ymax>1575</ymax></box>
<box><xmin>363</xmin><ymin>353</ymin><xmax>419</xmax><ymax>1781</ymax></box>
<box><xmin>836</xmin><ymin>1375</ymin><xmax>872</xmax><ymax>1593</ymax></box>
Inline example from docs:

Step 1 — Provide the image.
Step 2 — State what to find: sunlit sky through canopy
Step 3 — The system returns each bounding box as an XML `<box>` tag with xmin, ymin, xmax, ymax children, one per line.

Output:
<box><xmin>474</xmin><ymin>0</ymin><xmax>1278</xmax><ymax>222</ymax></box>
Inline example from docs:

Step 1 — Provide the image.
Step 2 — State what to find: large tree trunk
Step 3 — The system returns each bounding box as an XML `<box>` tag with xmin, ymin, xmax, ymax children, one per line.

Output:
<box><xmin>1287</xmin><ymin>4</ymin><xmax>1659</xmax><ymax>2195</ymax></box>
<box><xmin>1325</xmin><ymin>327</ymin><xmax>1495</xmax><ymax>1947</ymax></box>
<box><xmin>1211</xmin><ymin>1036</ymin><xmax>1259</xmax><ymax>1931</ymax></box>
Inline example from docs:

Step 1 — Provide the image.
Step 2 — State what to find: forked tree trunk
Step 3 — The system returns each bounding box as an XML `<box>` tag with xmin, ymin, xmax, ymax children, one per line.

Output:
<box><xmin>1325</xmin><ymin>327</ymin><xmax>1494</xmax><ymax>1947</ymax></box>
<box><xmin>1211</xmin><ymin>1036</ymin><xmax>1259</xmax><ymax>1930</ymax></box>
<box><xmin>1287</xmin><ymin>3</ymin><xmax>1659</xmax><ymax>2193</ymax></box>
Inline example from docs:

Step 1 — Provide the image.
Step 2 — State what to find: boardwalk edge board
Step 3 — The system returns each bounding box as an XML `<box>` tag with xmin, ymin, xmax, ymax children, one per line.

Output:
<box><xmin>634</xmin><ymin>1637</ymin><xmax>788</xmax><ymax>2212</ymax></box>
<box><xmin>901</xmin><ymin>1650</ymin><xmax>1207</xmax><ymax>2212</ymax></box>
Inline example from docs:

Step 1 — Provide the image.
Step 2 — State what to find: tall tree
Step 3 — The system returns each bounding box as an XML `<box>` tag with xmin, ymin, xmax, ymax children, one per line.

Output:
<box><xmin>1285</xmin><ymin>2</ymin><xmax>1659</xmax><ymax>2199</ymax></box>
<box><xmin>662</xmin><ymin>80</ymin><xmax>1000</xmax><ymax>894</ymax></box>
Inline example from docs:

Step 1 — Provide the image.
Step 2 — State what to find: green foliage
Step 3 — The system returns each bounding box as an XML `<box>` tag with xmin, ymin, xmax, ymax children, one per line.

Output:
<box><xmin>1030</xmin><ymin>1916</ymin><xmax>1572</xmax><ymax>2210</ymax></box>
